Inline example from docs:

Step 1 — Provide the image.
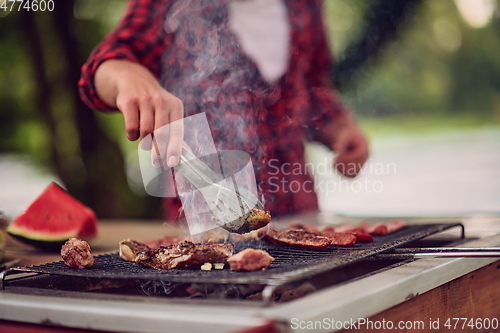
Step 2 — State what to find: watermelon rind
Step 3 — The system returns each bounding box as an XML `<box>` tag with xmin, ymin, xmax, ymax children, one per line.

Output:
<box><xmin>6</xmin><ymin>182</ymin><xmax>98</xmax><ymax>251</ymax></box>
<box><xmin>7</xmin><ymin>224</ymin><xmax>86</xmax><ymax>242</ymax></box>
<box><xmin>7</xmin><ymin>224</ymin><xmax>97</xmax><ymax>251</ymax></box>
<box><xmin>8</xmin><ymin>234</ymin><xmax>72</xmax><ymax>251</ymax></box>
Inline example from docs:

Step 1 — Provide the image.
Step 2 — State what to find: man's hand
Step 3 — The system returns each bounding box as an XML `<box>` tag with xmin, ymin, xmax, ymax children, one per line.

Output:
<box><xmin>94</xmin><ymin>59</ymin><xmax>183</xmax><ymax>168</ymax></box>
<box><xmin>325</xmin><ymin>113</ymin><xmax>369</xmax><ymax>178</ymax></box>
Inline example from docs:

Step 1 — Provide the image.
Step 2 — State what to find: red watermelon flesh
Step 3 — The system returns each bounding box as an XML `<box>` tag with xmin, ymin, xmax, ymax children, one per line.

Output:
<box><xmin>7</xmin><ymin>183</ymin><xmax>98</xmax><ymax>248</ymax></box>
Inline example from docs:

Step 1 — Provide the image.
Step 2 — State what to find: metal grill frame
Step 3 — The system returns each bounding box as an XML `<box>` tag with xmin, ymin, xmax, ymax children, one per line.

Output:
<box><xmin>2</xmin><ymin>223</ymin><xmax>464</xmax><ymax>294</ymax></box>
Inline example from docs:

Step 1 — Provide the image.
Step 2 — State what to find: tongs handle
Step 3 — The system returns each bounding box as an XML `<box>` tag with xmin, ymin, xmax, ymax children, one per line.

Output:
<box><xmin>378</xmin><ymin>247</ymin><xmax>500</xmax><ymax>259</ymax></box>
<box><xmin>393</xmin><ymin>247</ymin><xmax>500</xmax><ymax>253</ymax></box>
<box><xmin>176</xmin><ymin>148</ymin><xmax>222</xmax><ymax>189</ymax></box>
<box><xmin>175</xmin><ymin>148</ymin><xmax>266</xmax><ymax>233</ymax></box>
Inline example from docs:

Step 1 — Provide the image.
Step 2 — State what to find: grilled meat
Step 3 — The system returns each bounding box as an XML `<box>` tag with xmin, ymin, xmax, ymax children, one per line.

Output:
<box><xmin>346</xmin><ymin>230</ymin><xmax>374</xmax><ymax>243</ymax></box>
<box><xmin>247</xmin><ymin>208</ymin><xmax>271</xmax><ymax>226</ymax></box>
<box><xmin>320</xmin><ymin>231</ymin><xmax>356</xmax><ymax>247</ymax></box>
<box><xmin>385</xmin><ymin>219</ymin><xmax>407</xmax><ymax>233</ymax></box>
<box><xmin>228</xmin><ymin>229</ymin><xmax>261</xmax><ymax>243</ymax></box>
<box><xmin>135</xmin><ymin>241</ymin><xmax>234</xmax><ymax>269</ymax></box>
<box><xmin>211</xmin><ymin>207</ymin><xmax>271</xmax><ymax>234</ymax></box>
<box><xmin>324</xmin><ymin>224</ymin><xmax>355</xmax><ymax>233</ymax></box>
<box><xmin>119</xmin><ymin>239</ymin><xmax>151</xmax><ymax>262</ymax></box>
<box><xmin>359</xmin><ymin>220</ymin><xmax>407</xmax><ymax>236</ymax></box>
<box><xmin>227</xmin><ymin>248</ymin><xmax>275</xmax><ymax>271</ymax></box>
<box><xmin>323</xmin><ymin>226</ymin><xmax>373</xmax><ymax>243</ymax></box>
<box><xmin>290</xmin><ymin>222</ymin><xmax>369</xmax><ymax>244</ymax></box>
<box><xmin>60</xmin><ymin>238</ymin><xmax>94</xmax><ymax>269</ymax></box>
<box><xmin>361</xmin><ymin>223</ymin><xmax>388</xmax><ymax>236</ymax></box>
<box><xmin>259</xmin><ymin>228</ymin><xmax>331</xmax><ymax>249</ymax></box>
<box><xmin>143</xmin><ymin>236</ymin><xmax>188</xmax><ymax>248</ymax></box>
<box><xmin>288</xmin><ymin>222</ymin><xmax>319</xmax><ymax>233</ymax></box>
<box><xmin>261</xmin><ymin>226</ymin><xmax>357</xmax><ymax>248</ymax></box>
<box><xmin>231</xmin><ymin>208</ymin><xmax>271</xmax><ymax>234</ymax></box>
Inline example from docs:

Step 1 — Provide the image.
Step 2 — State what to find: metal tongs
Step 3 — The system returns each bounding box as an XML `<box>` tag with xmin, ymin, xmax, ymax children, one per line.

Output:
<box><xmin>375</xmin><ymin>247</ymin><xmax>500</xmax><ymax>259</ymax></box>
<box><xmin>175</xmin><ymin>148</ymin><xmax>265</xmax><ymax>234</ymax></box>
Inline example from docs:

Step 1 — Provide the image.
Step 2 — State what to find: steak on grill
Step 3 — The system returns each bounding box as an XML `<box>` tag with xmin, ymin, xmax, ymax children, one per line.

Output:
<box><xmin>323</xmin><ymin>226</ymin><xmax>374</xmax><ymax>243</ymax></box>
<box><xmin>227</xmin><ymin>248</ymin><xmax>275</xmax><ymax>271</ymax></box>
<box><xmin>359</xmin><ymin>220</ymin><xmax>407</xmax><ymax>236</ymax></box>
<box><xmin>259</xmin><ymin>228</ymin><xmax>331</xmax><ymax>249</ymax></box>
<box><xmin>135</xmin><ymin>241</ymin><xmax>234</xmax><ymax>269</ymax></box>
<box><xmin>320</xmin><ymin>231</ymin><xmax>357</xmax><ymax>247</ymax></box>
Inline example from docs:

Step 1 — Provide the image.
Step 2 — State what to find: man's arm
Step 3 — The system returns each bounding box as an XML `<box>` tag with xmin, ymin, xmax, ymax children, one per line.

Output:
<box><xmin>94</xmin><ymin>60</ymin><xmax>183</xmax><ymax>167</ymax></box>
<box><xmin>79</xmin><ymin>0</ymin><xmax>171</xmax><ymax>111</ymax></box>
<box><xmin>79</xmin><ymin>0</ymin><xmax>182</xmax><ymax>167</ymax></box>
<box><xmin>319</xmin><ymin>113</ymin><xmax>369</xmax><ymax>177</ymax></box>
<box><xmin>304</xmin><ymin>0</ymin><xmax>369</xmax><ymax>177</ymax></box>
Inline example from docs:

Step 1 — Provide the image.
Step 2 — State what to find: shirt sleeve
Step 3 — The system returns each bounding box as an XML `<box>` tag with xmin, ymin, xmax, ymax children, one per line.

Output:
<box><xmin>305</xmin><ymin>0</ymin><xmax>349</xmax><ymax>146</ymax></box>
<box><xmin>78</xmin><ymin>0</ymin><xmax>173</xmax><ymax>111</ymax></box>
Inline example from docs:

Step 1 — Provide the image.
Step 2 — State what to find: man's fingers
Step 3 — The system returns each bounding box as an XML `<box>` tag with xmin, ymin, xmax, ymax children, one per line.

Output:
<box><xmin>334</xmin><ymin>133</ymin><xmax>369</xmax><ymax>178</ymax></box>
<box><xmin>337</xmin><ymin>143</ymin><xmax>365</xmax><ymax>162</ymax></box>
<box><xmin>166</xmin><ymin>97</ymin><xmax>184</xmax><ymax>168</ymax></box>
<box><xmin>151</xmin><ymin>136</ymin><xmax>162</xmax><ymax>168</ymax></box>
<box><xmin>333</xmin><ymin>136</ymin><xmax>348</xmax><ymax>155</ymax></box>
<box><xmin>151</xmin><ymin>94</ymin><xmax>183</xmax><ymax>168</ymax></box>
<box><xmin>166</xmin><ymin>122</ymin><xmax>183</xmax><ymax>167</ymax></box>
<box><xmin>137</xmin><ymin>97</ymin><xmax>155</xmax><ymax>152</ymax></box>
<box><xmin>116</xmin><ymin>85</ymin><xmax>184</xmax><ymax>170</ymax></box>
<box><xmin>116</xmin><ymin>97</ymin><xmax>140</xmax><ymax>141</ymax></box>
<box><xmin>335</xmin><ymin>156</ymin><xmax>364</xmax><ymax>177</ymax></box>
<box><xmin>152</xmin><ymin>94</ymin><xmax>170</xmax><ymax>168</ymax></box>
<box><xmin>139</xmin><ymin>97</ymin><xmax>155</xmax><ymax>140</ymax></box>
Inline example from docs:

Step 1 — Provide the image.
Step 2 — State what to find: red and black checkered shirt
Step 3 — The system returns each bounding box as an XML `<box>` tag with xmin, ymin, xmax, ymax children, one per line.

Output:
<box><xmin>79</xmin><ymin>0</ymin><xmax>347</xmax><ymax>219</ymax></box>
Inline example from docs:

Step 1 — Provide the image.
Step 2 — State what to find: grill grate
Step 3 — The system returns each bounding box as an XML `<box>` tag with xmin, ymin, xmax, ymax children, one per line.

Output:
<box><xmin>3</xmin><ymin>223</ymin><xmax>463</xmax><ymax>287</ymax></box>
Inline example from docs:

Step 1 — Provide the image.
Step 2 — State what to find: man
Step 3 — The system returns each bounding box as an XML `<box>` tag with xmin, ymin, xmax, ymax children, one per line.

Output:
<box><xmin>79</xmin><ymin>0</ymin><xmax>369</xmax><ymax>219</ymax></box>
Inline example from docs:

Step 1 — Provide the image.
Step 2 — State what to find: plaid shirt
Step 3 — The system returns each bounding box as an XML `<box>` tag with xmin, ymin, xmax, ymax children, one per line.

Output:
<box><xmin>79</xmin><ymin>0</ymin><xmax>347</xmax><ymax>219</ymax></box>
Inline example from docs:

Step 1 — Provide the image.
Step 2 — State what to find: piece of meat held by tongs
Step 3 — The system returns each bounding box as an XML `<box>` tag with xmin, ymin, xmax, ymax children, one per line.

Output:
<box><xmin>175</xmin><ymin>147</ymin><xmax>270</xmax><ymax>234</ymax></box>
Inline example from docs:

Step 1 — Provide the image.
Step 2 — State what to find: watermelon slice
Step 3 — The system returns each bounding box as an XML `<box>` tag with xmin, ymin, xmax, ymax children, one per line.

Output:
<box><xmin>7</xmin><ymin>182</ymin><xmax>98</xmax><ymax>250</ymax></box>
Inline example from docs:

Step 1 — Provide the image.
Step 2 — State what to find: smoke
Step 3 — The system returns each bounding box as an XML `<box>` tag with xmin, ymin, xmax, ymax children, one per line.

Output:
<box><xmin>171</xmin><ymin>114</ymin><xmax>261</xmax><ymax>235</ymax></box>
<box><xmin>159</xmin><ymin>0</ymin><xmax>270</xmax><ymax>231</ymax></box>
<box><xmin>138</xmin><ymin>111</ymin><xmax>262</xmax><ymax>236</ymax></box>
<box><xmin>161</xmin><ymin>0</ymin><xmax>269</xmax><ymax>152</ymax></box>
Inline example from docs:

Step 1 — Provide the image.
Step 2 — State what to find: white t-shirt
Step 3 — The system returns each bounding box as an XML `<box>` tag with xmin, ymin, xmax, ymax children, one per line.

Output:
<box><xmin>228</xmin><ymin>0</ymin><xmax>290</xmax><ymax>83</ymax></box>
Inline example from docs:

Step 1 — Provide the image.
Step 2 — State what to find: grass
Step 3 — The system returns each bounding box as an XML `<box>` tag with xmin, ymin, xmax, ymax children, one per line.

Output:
<box><xmin>358</xmin><ymin>112</ymin><xmax>500</xmax><ymax>139</ymax></box>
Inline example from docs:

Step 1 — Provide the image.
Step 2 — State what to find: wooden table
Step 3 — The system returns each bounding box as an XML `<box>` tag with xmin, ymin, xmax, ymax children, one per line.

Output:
<box><xmin>339</xmin><ymin>262</ymin><xmax>500</xmax><ymax>333</ymax></box>
<box><xmin>3</xmin><ymin>220</ymin><xmax>176</xmax><ymax>267</ymax></box>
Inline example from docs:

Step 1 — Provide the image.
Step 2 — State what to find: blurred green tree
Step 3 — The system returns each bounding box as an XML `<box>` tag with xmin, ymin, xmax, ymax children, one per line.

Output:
<box><xmin>0</xmin><ymin>1</ymin><xmax>162</xmax><ymax>218</ymax></box>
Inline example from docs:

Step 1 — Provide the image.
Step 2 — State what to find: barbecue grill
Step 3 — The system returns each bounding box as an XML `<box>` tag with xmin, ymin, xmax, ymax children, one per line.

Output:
<box><xmin>1</xmin><ymin>215</ymin><xmax>499</xmax><ymax>333</ymax></box>
<box><xmin>1</xmin><ymin>223</ymin><xmax>463</xmax><ymax>299</ymax></box>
